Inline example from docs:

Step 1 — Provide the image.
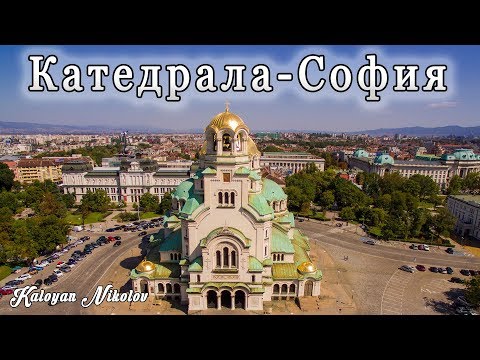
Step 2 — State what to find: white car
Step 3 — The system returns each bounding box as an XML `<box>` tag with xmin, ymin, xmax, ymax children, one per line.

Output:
<box><xmin>53</xmin><ymin>269</ymin><xmax>64</xmax><ymax>277</ymax></box>
<box><xmin>40</xmin><ymin>260</ymin><xmax>50</xmax><ymax>267</ymax></box>
<box><xmin>423</xmin><ymin>244</ymin><xmax>430</xmax><ymax>251</ymax></box>
<box><xmin>15</xmin><ymin>273</ymin><xmax>32</xmax><ymax>281</ymax></box>
<box><xmin>400</xmin><ymin>265</ymin><xmax>415</xmax><ymax>273</ymax></box>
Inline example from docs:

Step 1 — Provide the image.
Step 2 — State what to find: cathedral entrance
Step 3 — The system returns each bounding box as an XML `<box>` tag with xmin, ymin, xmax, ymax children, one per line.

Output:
<box><xmin>140</xmin><ymin>280</ymin><xmax>148</xmax><ymax>294</ymax></box>
<box><xmin>220</xmin><ymin>290</ymin><xmax>232</xmax><ymax>309</ymax></box>
<box><xmin>304</xmin><ymin>280</ymin><xmax>313</xmax><ymax>296</ymax></box>
<box><xmin>234</xmin><ymin>290</ymin><xmax>246</xmax><ymax>309</ymax></box>
<box><xmin>207</xmin><ymin>290</ymin><xmax>217</xmax><ymax>309</ymax></box>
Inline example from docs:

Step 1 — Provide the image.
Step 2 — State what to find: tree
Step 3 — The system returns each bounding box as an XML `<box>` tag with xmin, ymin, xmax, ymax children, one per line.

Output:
<box><xmin>62</xmin><ymin>192</ymin><xmax>76</xmax><ymax>209</ymax></box>
<box><xmin>263</xmin><ymin>145</ymin><xmax>282</xmax><ymax>152</ymax></box>
<box><xmin>331</xmin><ymin>178</ymin><xmax>370</xmax><ymax>209</ymax></box>
<box><xmin>464</xmin><ymin>277</ymin><xmax>480</xmax><ymax>309</ymax></box>
<box><xmin>38</xmin><ymin>192</ymin><xmax>67</xmax><ymax>218</ymax></box>
<box><xmin>80</xmin><ymin>189</ymin><xmax>110</xmax><ymax>213</ymax></box>
<box><xmin>462</xmin><ymin>172</ymin><xmax>480</xmax><ymax>194</ymax></box>
<box><xmin>446</xmin><ymin>175</ymin><xmax>463</xmax><ymax>195</ymax></box>
<box><xmin>428</xmin><ymin>207</ymin><xmax>456</xmax><ymax>239</ymax></box>
<box><xmin>339</xmin><ymin>207</ymin><xmax>355</xmax><ymax>221</ymax></box>
<box><xmin>0</xmin><ymin>163</ymin><xmax>15</xmax><ymax>191</ymax></box>
<box><xmin>319</xmin><ymin>190</ymin><xmax>335</xmax><ymax>210</ymax></box>
<box><xmin>158</xmin><ymin>192</ymin><xmax>172</xmax><ymax>215</ymax></box>
<box><xmin>11</xmin><ymin>220</ymin><xmax>38</xmax><ymax>263</ymax></box>
<box><xmin>0</xmin><ymin>191</ymin><xmax>20</xmax><ymax>214</ymax></box>
<box><xmin>140</xmin><ymin>193</ymin><xmax>159</xmax><ymax>212</ymax></box>
<box><xmin>362</xmin><ymin>173</ymin><xmax>381</xmax><ymax>197</ymax></box>
<box><xmin>379</xmin><ymin>172</ymin><xmax>406</xmax><ymax>195</ymax></box>
<box><xmin>408</xmin><ymin>174</ymin><xmax>439</xmax><ymax>200</ymax></box>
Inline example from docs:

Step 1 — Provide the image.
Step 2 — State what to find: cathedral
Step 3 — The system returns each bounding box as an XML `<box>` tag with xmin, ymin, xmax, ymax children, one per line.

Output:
<box><xmin>130</xmin><ymin>107</ymin><xmax>322</xmax><ymax>312</ymax></box>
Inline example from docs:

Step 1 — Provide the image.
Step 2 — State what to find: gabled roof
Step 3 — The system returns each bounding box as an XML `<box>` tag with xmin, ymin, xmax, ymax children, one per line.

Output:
<box><xmin>248</xmin><ymin>256</ymin><xmax>264</xmax><ymax>272</ymax></box>
<box><xmin>235</xmin><ymin>166</ymin><xmax>251</xmax><ymax>175</ymax></box>
<box><xmin>188</xmin><ymin>256</ymin><xmax>203</xmax><ymax>272</ymax></box>
<box><xmin>271</xmin><ymin>227</ymin><xmax>294</xmax><ymax>253</ymax></box>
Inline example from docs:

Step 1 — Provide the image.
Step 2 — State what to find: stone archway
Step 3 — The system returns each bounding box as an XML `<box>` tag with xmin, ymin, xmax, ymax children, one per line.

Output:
<box><xmin>220</xmin><ymin>290</ymin><xmax>231</xmax><ymax>309</ymax></box>
<box><xmin>234</xmin><ymin>290</ymin><xmax>246</xmax><ymax>309</ymax></box>
<box><xmin>304</xmin><ymin>280</ymin><xmax>313</xmax><ymax>296</ymax></box>
<box><xmin>140</xmin><ymin>280</ymin><xmax>148</xmax><ymax>294</ymax></box>
<box><xmin>207</xmin><ymin>290</ymin><xmax>217</xmax><ymax>309</ymax></box>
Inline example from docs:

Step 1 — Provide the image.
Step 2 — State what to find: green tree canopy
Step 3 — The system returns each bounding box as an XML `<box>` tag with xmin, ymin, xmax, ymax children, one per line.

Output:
<box><xmin>158</xmin><ymin>192</ymin><xmax>172</xmax><ymax>215</ymax></box>
<box><xmin>140</xmin><ymin>192</ymin><xmax>160</xmax><ymax>212</ymax></box>
<box><xmin>80</xmin><ymin>189</ymin><xmax>111</xmax><ymax>213</ymax></box>
<box><xmin>446</xmin><ymin>175</ymin><xmax>462</xmax><ymax>195</ymax></box>
<box><xmin>0</xmin><ymin>163</ymin><xmax>15</xmax><ymax>191</ymax></box>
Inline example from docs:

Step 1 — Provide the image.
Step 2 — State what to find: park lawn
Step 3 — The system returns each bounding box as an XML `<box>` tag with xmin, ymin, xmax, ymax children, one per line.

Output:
<box><xmin>65</xmin><ymin>212</ymin><xmax>110</xmax><ymax>225</ymax></box>
<box><xmin>0</xmin><ymin>265</ymin><xmax>12</xmax><ymax>281</ymax></box>
<box><xmin>141</xmin><ymin>212</ymin><xmax>159</xmax><ymax>220</ymax></box>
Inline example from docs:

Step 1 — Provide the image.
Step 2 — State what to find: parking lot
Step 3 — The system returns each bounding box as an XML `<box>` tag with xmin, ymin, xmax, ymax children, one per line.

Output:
<box><xmin>0</xmin><ymin>219</ymin><xmax>159</xmax><ymax>313</ymax></box>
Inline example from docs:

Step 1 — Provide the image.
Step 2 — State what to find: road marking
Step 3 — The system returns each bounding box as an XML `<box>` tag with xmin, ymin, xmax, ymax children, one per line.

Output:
<box><xmin>381</xmin><ymin>269</ymin><xmax>413</xmax><ymax>315</ymax></box>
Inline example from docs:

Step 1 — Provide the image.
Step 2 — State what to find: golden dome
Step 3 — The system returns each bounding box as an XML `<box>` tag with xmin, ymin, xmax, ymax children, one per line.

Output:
<box><xmin>206</xmin><ymin>108</ymin><xmax>249</xmax><ymax>133</ymax></box>
<box><xmin>135</xmin><ymin>259</ymin><xmax>156</xmax><ymax>273</ymax></box>
<box><xmin>297</xmin><ymin>261</ymin><xmax>317</xmax><ymax>274</ymax></box>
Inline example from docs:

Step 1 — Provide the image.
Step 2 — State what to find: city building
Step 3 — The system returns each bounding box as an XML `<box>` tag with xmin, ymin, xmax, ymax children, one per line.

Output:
<box><xmin>349</xmin><ymin>148</ymin><xmax>480</xmax><ymax>189</ymax></box>
<box><xmin>16</xmin><ymin>159</ymin><xmax>63</xmax><ymax>184</ymax></box>
<box><xmin>130</xmin><ymin>107</ymin><xmax>322</xmax><ymax>312</ymax></box>
<box><xmin>62</xmin><ymin>157</ymin><xmax>190</xmax><ymax>203</ymax></box>
<box><xmin>447</xmin><ymin>195</ymin><xmax>480</xmax><ymax>240</ymax></box>
<box><xmin>260</xmin><ymin>152</ymin><xmax>325</xmax><ymax>174</ymax></box>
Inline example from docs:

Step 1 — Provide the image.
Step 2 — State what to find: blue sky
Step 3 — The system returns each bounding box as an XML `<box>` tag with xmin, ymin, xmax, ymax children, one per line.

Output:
<box><xmin>0</xmin><ymin>45</ymin><xmax>479</xmax><ymax>132</ymax></box>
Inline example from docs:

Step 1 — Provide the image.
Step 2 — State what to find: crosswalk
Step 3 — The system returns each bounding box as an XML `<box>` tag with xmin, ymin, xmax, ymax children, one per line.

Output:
<box><xmin>381</xmin><ymin>270</ymin><xmax>413</xmax><ymax>315</ymax></box>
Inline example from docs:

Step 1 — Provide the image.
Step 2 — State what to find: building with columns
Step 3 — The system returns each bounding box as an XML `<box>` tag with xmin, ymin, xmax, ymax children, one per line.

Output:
<box><xmin>349</xmin><ymin>148</ymin><xmax>480</xmax><ymax>189</ymax></box>
<box><xmin>62</xmin><ymin>158</ymin><xmax>190</xmax><ymax>203</ymax></box>
<box><xmin>260</xmin><ymin>152</ymin><xmax>325</xmax><ymax>174</ymax></box>
<box><xmin>447</xmin><ymin>195</ymin><xmax>480</xmax><ymax>241</ymax></box>
<box><xmin>130</xmin><ymin>107</ymin><xmax>322</xmax><ymax>312</ymax></box>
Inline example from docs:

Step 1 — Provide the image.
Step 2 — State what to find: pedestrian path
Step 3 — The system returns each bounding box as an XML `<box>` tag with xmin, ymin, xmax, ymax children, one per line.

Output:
<box><xmin>381</xmin><ymin>269</ymin><xmax>412</xmax><ymax>315</ymax></box>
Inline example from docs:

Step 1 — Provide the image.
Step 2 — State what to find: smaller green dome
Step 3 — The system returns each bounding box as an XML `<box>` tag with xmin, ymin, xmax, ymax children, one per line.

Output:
<box><xmin>374</xmin><ymin>154</ymin><xmax>394</xmax><ymax>165</ymax></box>
<box><xmin>261</xmin><ymin>178</ymin><xmax>287</xmax><ymax>202</ymax></box>
<box><xmin>353</xmin><ymin>149</ymin><xmax>369</xmax><ymax>158</ymax></box>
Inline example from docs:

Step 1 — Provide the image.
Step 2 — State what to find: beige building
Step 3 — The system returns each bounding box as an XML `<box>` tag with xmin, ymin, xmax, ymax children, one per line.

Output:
<box><xmin>131</xmin><ymin>107</ymin><xmax>322</xmax><ymax>312</ymax></box>
<box><xmin>17</xmin><ymin>159</ymin><xmax>62</xmax><ymax>184</ymax></box>
<box><xmin>349</xmin><ymin>148</ymin><xmax>480</xmax><ymax>189</ymax></box>
<box><xmin>447</xmin><ymin>195</ymin><xmax>480</xmax><ymax>240</ymax></box>
<box><xmin>260</xmin><ymin>152</ymin><xmax>325</xmax><ymax>174</ymax></box>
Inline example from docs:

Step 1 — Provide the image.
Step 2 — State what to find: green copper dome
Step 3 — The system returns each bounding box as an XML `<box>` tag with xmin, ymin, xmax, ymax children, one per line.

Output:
<box><xmin>374</xmin><ymin>154</ymin><xmax>394</xmax><ymax>165</ymax></box>
<box><xmin>261</xmin><ymin>178</ymin><xmax>287</xmax><ymax>202</ymax></box>
<box><xmin>172</xmin><ymin>179</ymin><xmax>194</xmax><ymax>201</ymax></box>
<box><xmin>353</xmin><ymin>149</ymin><xmax>370</xmax><ymax>158</ymax></box>
<box><xmin>441</xmin><ymin>148</ymin><xmax>479</xmax><ymax>161</ymax></box>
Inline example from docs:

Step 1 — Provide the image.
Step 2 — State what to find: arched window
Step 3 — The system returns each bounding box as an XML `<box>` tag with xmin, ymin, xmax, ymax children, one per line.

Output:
<box><xmin>281</xmin><ymin>254</ymin><xmax>285</xmax><ymax>261</ymax></box>
<box><xmin>231</xmin><ymin>250</ymin><xmax>236</xmax><ymax>267</ymax></box>
<box><xmin>218</xmin><ymin>192</ymin><xmax>223</xmax><ymax>204</ymax></box>
<box><xmin>231</xmin><ymin>192</ymin><xmax>235</xmax><ymax>206</ymax></box>
<box><xmin>170</xmin><ymin>253</ymin><xmax>173</xmax><ymax>260</ymax></box>
<box><xmin>216</xmin><ymin>250</ymin><xmax>221</xmax><ymax>267</ymax></box>
<box><xmin>197</xmin><ymin>275</ymin><xmax>201</xmax><ymax>282</ymax></box>
<box><xmin>223</xmin><ymin>247</ymin><xmax>229</xmax><ymax>267</ymax></box>
<box><xmin>281</xmin><ymin>284</ymin><xmax>288</xmax><ymax>294</ymax></box>
<box><xmin>225</xmin><ymin>192</ymin><xmax>229</xmax><ymax>204</ymax></box>
<box><xmin>273</xmin><ymin>284</ymin><xmax>280</xmax><ymax>294</ymax></box>
<box><xmin>173</xmin><ymin>283</ymin><xmax>180</xmax><ymax>293</ymax></box>
<box><xmin>273</xmin><ymin>254</ymin><xmax>277</xmax><ymax>261</ymax></box>
<box><xmin>158</xmin><ymin>283</ymin><xmax>164</xmax><ymax>293</ymax></box>
<box><xmin>222</xmin><ymin>133</ymin><xmax>231</xmax><ymax>152</ymax></box>
<box><xmin>166</xmin><ymin>283</ymin><xmax>172</xmax><ymax>293</ymax></box>
<box><xmin>289</xmin><ymin>284</ymin><xmax>296</xmax><ymax>293</ymax></box>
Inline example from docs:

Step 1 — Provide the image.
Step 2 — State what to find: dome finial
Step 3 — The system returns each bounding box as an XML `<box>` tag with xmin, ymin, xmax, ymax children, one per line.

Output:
<box><xmin>225</xmin><ymin>100</ymin><xmax>230</xmax><ymax>112</ymax></box>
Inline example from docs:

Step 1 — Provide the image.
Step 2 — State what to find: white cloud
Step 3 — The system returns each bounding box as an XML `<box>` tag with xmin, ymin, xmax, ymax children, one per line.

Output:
<box><xmin>428</xmin><ymin>101</ymin><xmax>457</xmax><ymax>109</ymax></box>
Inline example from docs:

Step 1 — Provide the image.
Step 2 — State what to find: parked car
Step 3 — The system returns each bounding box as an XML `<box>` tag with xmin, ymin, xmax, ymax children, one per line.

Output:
<box><xmin>429</xmin><ymin>267</ymin><xmax>439</xmax><ymax>273</ymax></box>
<box><xmin>139</xmin><ymin>231</ymin><xmax>147</xmax><ymax>236</ymax></box>
<box><xmin>5</xmin><ymin>280</ymin><xmax>22</xmax><ymax>286</ymax></box>
<box><xmin>418</xmin><ymin>244</ymin><xmax>425</xmax><ymax>250</ymax></box>
<box><xmin>56</xmin><ymin>261</ymin><xmax>66</xmax><ymax>268</ymax></box>
<box><xmin>39</xmin><ymin>260</ymin><xmax>50</xmax><ymax>267</ymax></box>
<box><xmin>114</xmin><ymin>235</ymin><xmax>121</xmax><ymax>240</ymax></box>
<box><xmin>446</xmin><ymin>267</ymin><xmax>454</xmax><ymax>274</ymax></box>
<box><xmin>416</xmin><ymin>265</ymin><xmax>426</xmax><ymax>272</ymax></box>
<box><xmin>32</xmin><ymin>279</ymin><xmax>43</xmax><ymax>287</ymax></box>
<box><xmin>16</xmin><ymin>273</ymin><xmax>32</xmax><ymax>281</ymax></box>
<box><xmin>60</xmin><ymin>266</ymin><xmax>71</xmax><ymax>273</ymax></box>
<box><xmin>469</xmin><ymin>270</ymin><xmax>477</xmax><ymax>276</ymax></box>
<box><xmin>48</xmin><ymin>274</ymin><xmax>58</xmax><ymax>282</ymax></box>
<box><xmin>423</xmin><ymin>244</ymin><xmax>430</xmax><ymax>251</ymax></box>
<box><xmin>446</xmin><ymin>247</ymin><xmax>454</xmax><ymax>254</ymax></box>
<box><xmin>455</xmin><ymin>296</ymin><xmax>472</xmax><ymax>307</ymax></box>
<box><xmin>113</xmin><ymin>240</ymin><xmax>122</xmax><ymax>247</ymax></box>
<box><xmin>0</xmin><ymin>288</ymin><xmax>14</xmax><ymax>295</ymax></box>
<box><xmin>28</xmin><ymin>268</ymin><xmax>38</xmax><ymax>275</ymax></box>
<box><xmin>364</xmin><ymin>239</ymin><xmax>375</xmax><ymax>245</ymax></box>
<box><xmin>438</xmin><ymin>268</ymin><xmax>447</xmax><ymax>274</ymax></box>
<box><xmin>400</xmin><ymin>265</ymin><xmax>415</xmax><ymax>273</ymax></box>
<box><xmin>460</xmin><ymin>269</ymin><xmax>471</xmax><ymax>276</ymax></box>
<box><xmin>53</xmin><ymin>269</ymin><xmax>63</xmax><ymax>277</ymax></box>
<box><xmin>106</xmin><ymin>228</ymin><xmax>115</xmax><ymax>232</ymax></box>
<box><xmin>43</xmin><ymin>278</ymin><xmax>52</xmax><ymax>286</ymax></box>
<box><xmin>450</xmin><ymin>277</ymin><xmax>465</xmax><ymax>284</ymax></box>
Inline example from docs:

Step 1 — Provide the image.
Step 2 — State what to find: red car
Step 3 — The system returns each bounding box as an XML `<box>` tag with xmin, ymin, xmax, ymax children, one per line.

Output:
<box><xmin>416</xmin><ymin>265</ymin><xmax>426</xmax><ymax>272</ymax></box>
<box><xmin>107</xmin><ymin>236</ymin><xmax>115</xmax><ymax>242</ymax></box>
<box><xmin>0</xmin><ymin>288</ymin><xmax>14</xmax><ymax>295</ymax></box>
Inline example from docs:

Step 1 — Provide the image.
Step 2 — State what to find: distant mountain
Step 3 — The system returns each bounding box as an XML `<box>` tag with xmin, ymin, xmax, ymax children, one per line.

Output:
<box><xmin>349</xmin><ymin>125</ymin><xmax>480</xmax><ymax>137</ymax></box>
<box><xmin>0</xmin><ymin>121</ymin><xmax>202</xmax><ymax>134</ymax></box>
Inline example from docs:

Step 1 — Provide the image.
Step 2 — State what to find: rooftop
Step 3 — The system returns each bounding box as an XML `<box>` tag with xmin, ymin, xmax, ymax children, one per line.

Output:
<box><xmin>450</xmin><ymin>195</ymin><xmax>480</xmax><ymax>207</ymax></box>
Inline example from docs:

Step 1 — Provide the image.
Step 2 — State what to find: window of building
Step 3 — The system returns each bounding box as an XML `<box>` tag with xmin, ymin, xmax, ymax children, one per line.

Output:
<box><xmin>252</xmin><ymin>275</ymin><xmax>256</xmax><ymax>283</ymax></box>
<box><xmin>223</xmin><ymin>247</ymin><xmax>229</xmax><ymax>267</ymax></box>
<box><xmin>218</xmin><ymin>192</ymin><xmax>223</xmax><ymax>204</ymax></box>
<box><xmin>223</xmin><ymin>173</ymin><xmax>231</xmax><ymax>182</ymax></box>
<box><xmin>216</xmin><ymin>250</ymin><xmax>221</xmax><ymax>267</ymax></box>
<box><xmin>225</xmin><ymin>192</ymin><xmax>229</xmax><ymax>204</ymax></box>
<box><xmin>231</xmin><ymin>250</ymin><xmax>236</xmax><ymax>267</ymax></box>
<box><xmin>197</xmin><ymin>275</ymin><xmax>201</xmax><ymax>282</ymax></box>
<box><xmin>231</xmin><ymin>192</ymin><xmax>235</xmax><ymax>206</ymax></box>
